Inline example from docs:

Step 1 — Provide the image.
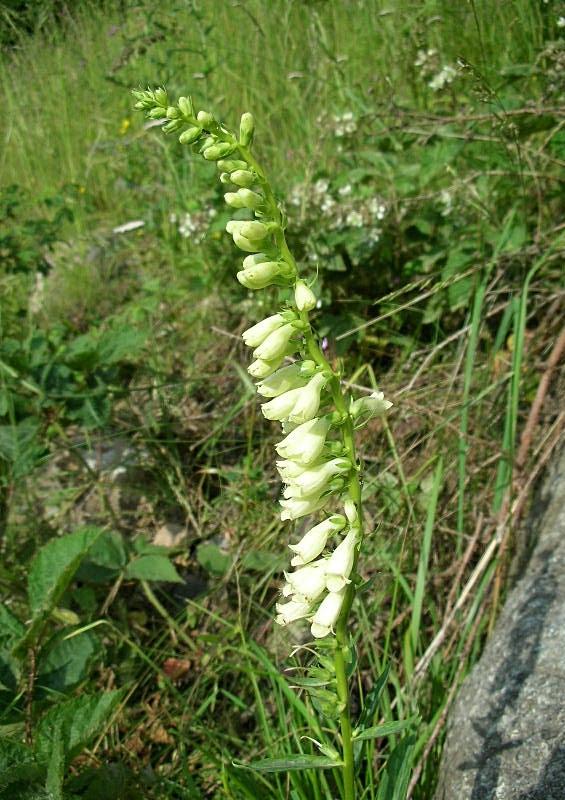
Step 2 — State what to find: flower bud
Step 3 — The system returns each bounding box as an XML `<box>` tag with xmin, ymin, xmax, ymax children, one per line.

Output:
<box><xmin>275</xmin><ymin>416</ymin><xmax>330</xmax><ymax>465</ymax></box>
<box><xmin>256</xmin><ymin>364</ymin><xmax>308</xmax><ymax>397</ymax></box>
<box><xmin>219</xmin><ymin>172</ymin><xmax>231</xmax><ymax>185</ymax></box>
<box><xmin>237</xmin><ymin>262</ymin><xmax>284</xmax><ymax>289</ymax></box>
<box><xmin>350</xmin><ymin>391</ymin><xmax>392</xmax><ymax>425</ymax></box>
<box><xmin>295</xmin><ymin>280</ymin><xmax>317</xmax><ymax>312</ymax></box>
<box><xmin>224</xmin><ymin>192</ymin><xmax>246</xmax><ymax>209</ymax></box>
<box><xmin>236</xmin><ymin>188</ymin><xmax>264</xmax><ymax>210</ymax></box>
<box><xmin>197</xmin><ymin>110</ymin><xmax>214</xmax><ymax>128</ymax></box>
<box><xmin>217</xmin><ymin>159</ymin><xmax>247</xmax><ymax>172</ymax></box>
<box><xmin>242</xmin><ymin>313</ymin><xmax>286</xmax><ymax>348</ymax></box>
<box><xmin>253</xmin><ymin>323</ymin><xmax>297</xmax><ymax>361</ymax></box>
<box><xmin>178</xmin><ymin>126</ymin><xmax>202</xmax><ymax>144</ymax></box>
<box><xmin>230</xmin><ymin>169</ymin><xmax>255</xmax><ymax>188</ymax></box>
<box><xmin>239</xmin><ymin>112</ymin><xmax>255</xmax><ymax>146</ymax></box>
<box><xmin>310</xmin><ymin>589</ymin><xmax>345</xmax><ymax>638</ymax></box>
<box><xmin>284</xmin><ymin>561</ymin><xmax>327</xmax><ymax>602</ymax></box>
<box><xmin>343</xmin><ymin>498</ymin><xmax>359</xmax><ymax>527</ymax></box>
<box><xmin>203</xmin><ymin>142</ymin><xmax>236</xmax><ymax>160</ymax></box>
<box><xmin>275</xmin><ymin>597</ymin><xmax>312</xmax><ymax>626</ymax></box>
<box><xmin>248</xmin><ymin>356</ymin><xmax>285</xmax><ymax>379</ymax></box>
<box><xmin>233</xmin><ymin>233</ymin><xmax>261</xmax><ymax>253</ymax></box>
<box><xmin>299</xmin><ymin>360</ymin><xmax>317</xmax><ymax>378</ymax></box>
<box><xmin>178</xmin><ymin>96</ymin><xmax>195</xmax><ymax>119</ymax></box>
<box><xmin>240</xmin><ymin>220</ymin><xmax>271</xmax><ymax>241</ymax></box>
<box><xmin>153</xmin><ymin>87</ymin><xmax>168</xmax><ymax>107</ymax></box>
<box><xmin>166</xmin><ymin>106</ymin><xmax>180</xmax><ymax>119</ymax></box>
<box><xmin>163</xmin><ymin>119</ymin><xmax>183</xmax><ymax>132</ymax></box>
<box><xmin>289</xmin><ymin>515</ymin><xmax>346</xmax><ymax>566</ymax></box>
<box><xmin>148</xmin><ymin>107</ymin><xmax>166</xmax><ymax>119</ymax></box>
<box><xmin>325</xmin><ymin>529</ymin><xmax>357</xmax><ymax>592</ymax></box>
<box><xmin>197</xmin><ymin>135</ymin><xmax>215</xmax><ymax>153</ymax></box>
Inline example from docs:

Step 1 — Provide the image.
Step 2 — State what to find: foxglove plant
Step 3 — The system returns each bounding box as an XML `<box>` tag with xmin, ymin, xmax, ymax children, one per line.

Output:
<box><xmin>133</xmin><ymin>87</ymin><xmax>392</xmax><ymax>799</ymax></box>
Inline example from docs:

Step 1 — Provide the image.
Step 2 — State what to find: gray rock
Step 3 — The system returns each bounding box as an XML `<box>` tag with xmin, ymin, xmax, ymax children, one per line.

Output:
<box><xmin>436</xmin><ymin>447</ymin><xmax>565</xmax><ymax>800</ymax></box>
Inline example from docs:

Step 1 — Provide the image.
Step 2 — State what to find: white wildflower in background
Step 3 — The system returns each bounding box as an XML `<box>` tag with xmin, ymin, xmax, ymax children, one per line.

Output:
<box><xmin>333</xmin><ymin>111</ymin><xmax>357</xmax><ymax>138</ymax></box>
<box><xmin>429</xmin><ymin>65</ymin><xmax>457</xmax><ymax>91</ymax></box>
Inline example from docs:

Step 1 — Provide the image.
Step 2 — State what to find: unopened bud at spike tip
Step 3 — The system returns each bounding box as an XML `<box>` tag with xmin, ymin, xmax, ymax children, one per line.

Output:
<box><xmin>178</xmin><ymin>96</ymin><xmax>194</xmax><ymax>119</ymax></box>
<box><xmin>203</xmin><ymin>142</ymin><xmax>236</xmax><ymax>161</ymax></box>
<box><xmin>178</xmin><ymin>126</ymin><xmax>201</xmax><ymax>144</ymax></box>
<box><xmin>230</xmin><ymin>169</ymin><xmax>255</xmax><ymax>188</ymax></box>
<box><xmin>239</xmin><ymin>112</ymin><xmax>255</xmax><ymax>146</ymax></box>
<box><xmin>197</xmin><ymin>110</ymin><xmax>214</xmax><ymax>129</ymax></box>
<box><xmin>153</xmin><ymin>87</ymin><xmax>168</xmax><ymax>107</ymax></box>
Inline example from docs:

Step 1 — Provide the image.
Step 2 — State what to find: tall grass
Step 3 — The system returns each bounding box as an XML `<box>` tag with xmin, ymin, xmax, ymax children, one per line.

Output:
<box><xmin>1</xmin><ymin>1</ymin><xmax>563</xmax><ymax>798</ymax></box>
<box><xmin>0</xmin><ymin>0</ymin><xmax>546</xmax><ymax>214</ymax></box>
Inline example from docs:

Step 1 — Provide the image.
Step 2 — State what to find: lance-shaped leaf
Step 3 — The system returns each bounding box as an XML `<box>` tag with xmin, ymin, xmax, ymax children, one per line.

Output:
<box><xmin>353</xmin><ymin>717</ymin><xmax>416</xmax><ymax>741</ymax></box>
<box><xmin>235</xmin><ymin>754</ymin><xmax>341</xmax><ymax>773</ymax></box>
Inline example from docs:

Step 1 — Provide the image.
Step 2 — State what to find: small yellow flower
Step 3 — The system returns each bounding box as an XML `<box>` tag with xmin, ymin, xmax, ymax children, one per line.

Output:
<box><xmin>119</xmin><ymin>118</ymin><xmax>131</xmax><ymax>135</ymax></box>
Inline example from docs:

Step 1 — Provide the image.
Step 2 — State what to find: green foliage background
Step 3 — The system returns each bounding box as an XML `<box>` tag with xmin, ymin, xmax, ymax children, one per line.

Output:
<box><xmin>0</xmin><ymin>1</ymin><xmax>563</xmax><ymax>798</ymax></box>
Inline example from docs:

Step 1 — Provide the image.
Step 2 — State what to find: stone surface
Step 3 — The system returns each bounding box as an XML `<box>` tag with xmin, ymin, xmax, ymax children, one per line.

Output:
<box><xmin>435</xmin><ymin>447</ymin><xmax>565</xmax><ymax>800</ymax></box>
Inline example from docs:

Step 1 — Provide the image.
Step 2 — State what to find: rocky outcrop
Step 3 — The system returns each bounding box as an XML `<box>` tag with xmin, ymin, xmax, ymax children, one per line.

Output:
<box><xmin>435</xmin><ymin>447</ymin><xmax>565</xmax><ymax>799</ymax></box>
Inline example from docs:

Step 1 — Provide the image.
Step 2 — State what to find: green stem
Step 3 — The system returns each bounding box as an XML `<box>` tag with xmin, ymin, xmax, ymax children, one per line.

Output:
<box><xmin>241</xmin><ymin>141</ymin><xmax>360</xmax><ymax>800</ymax></box>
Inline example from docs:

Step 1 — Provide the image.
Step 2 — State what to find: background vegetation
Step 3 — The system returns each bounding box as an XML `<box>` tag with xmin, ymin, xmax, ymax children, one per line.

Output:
<box><xmin>1</xmin><ymin>0</ymin><xmax>564</xmax><ymax>797</ymax></box>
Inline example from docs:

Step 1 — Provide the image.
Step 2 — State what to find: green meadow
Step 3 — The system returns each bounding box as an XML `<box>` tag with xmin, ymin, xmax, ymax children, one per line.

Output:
<box><xmin>0</xmin><ymin>1</ymin><xmax>563</xmax><ymax>797</ymax></box>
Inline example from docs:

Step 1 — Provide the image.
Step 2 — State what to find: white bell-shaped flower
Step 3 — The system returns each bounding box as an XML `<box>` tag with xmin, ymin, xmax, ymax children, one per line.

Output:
<box><xmin>289</xmin><ymin>515</ymin><xmax>346</xmax><ymax>566</ymax></box>
<box><xmin>275</xmin><ymin>598</ymin><xmax>312</xmax><ymax>626</ymax></box>
<box><xmin>275</xmin><ymin>417</ymin><xmax>330</xmax><ymax>465</ymax></box>
<box><xmin>237</xmin><ymin>261</ymin><xmax>287</xmax><ymax>289</ymax></box>
<box><xmin>248</xmin><ymin>354</ymin><xmax>286</xmax><ymax>379</ymax></box>
<box><xmin>253</xmin><ymin>323</ymin><xmax>297</xmax><ymax>361</ymax></box>
<box><xmin>261</xmin><ymin>386</ymin><xmax>305</xmax><ymax>421</ymax></box>
<box><xmin>242</xmin><ymin>314</ymin><xmax>285</xmax><ymax>348</ymax></box>
<box><xmin>283</xmin><ymin>458</ymin><xmax>351</xmax><ymax>499</ymax></box>
<box><xmin>256</xmin><ymin>364</ymin><xmax>308</xmax><ymax>398</ymax></box>
<box><xmin>287</xmin><ymin>373</ymin><xmax>327</xmax><ymax>424</ymax></box>
<box><xmin>325</xmin><ymin>529</ymin><xmax>357</xmax><ymax>592</ymax></box>
<box><xmin>284</xmin><ymin>560</ymin><xmax>327</xmax><ymax>601</ymax></box>
<box><xmin>295</xmin><ymin>280</ymin><xmax>316</xmax><ymax>311</ymax></box>
<box><xmin>276</xmin><ymin>459</ymin><xmax>311</xmax><ymax>481</ymax></box>
<box><xmin>280</xmin><ymin>493</ymin><xmax>329</xmax><ymax>521</ymax></box>
<box><xmin>350</xmin><ymin>391</ymin><xmax>392</xmax><ymax>426</ymax></box>
<box><xmin>310</xmin><ymin>589</ymin><xmax>346</xmax><ymax>638</ymax></box>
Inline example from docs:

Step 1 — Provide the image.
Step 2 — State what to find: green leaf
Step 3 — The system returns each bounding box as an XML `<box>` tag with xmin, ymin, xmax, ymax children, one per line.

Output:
<box><xmin>357</xmin><ymin>665</ymin><xmax>390</xmax><ymax>731</ymax></box>
<box><xmin>35</xmin><ymin>690</ymin><xmax>122</xmax><ymax>762</ymax></box>
<box><xmin>376</xmin><ymin>736</ymin><xmax>415</xmax><ymax>800</ymax></box>
<box><xmin>241</xmin><ymin>549</ymin><xmax>284</xmax><ymax>572</ymax></box>
<box><xmin>28</xmin><ymin>528</ymin><xmax>102</xmax><ymax>618</ymax></box>
<box><xmin>97</xmin><ymin>327</ymin><xmax>146</xmax><ymax>364</ymax></box>
<box><xmin>45</xmin><ymin>728</ymin><xmax>64</xmax><ymax>800</ymax></box>
<box><xmin>36</xmin><ymin>629</ymin><xmax>101</xmax><ymax>694</ymax></box>
<box><xmin>353</xmin><ymin>717</ymin><xmax>416</xmax><ymax>741</ymax></box>
<box><xmin>0</xmin><ymin>419</ymin><xmax>45</xmax><ymax>479</ymax></box>
<box><xmin>196</xmin><ymin>543</ymin><xmax>231</xmax><ymax>576</ymax></box>
<box><xmin>0</xmin><ymin>739</ymin><xmax>44</xmax><ymax>791</ymax></box>
<box><xmin>125</xmin><ymin>555</ymin><xmax>182</xmax><ymax>583</ymax></box>
<box><xmin>0</xmin><ymin>605</ymin><xmax>24</xmax><ymax>644</ymax></box>
<box><xmin>237</xmin><ymin>754</ymin><xmax>340</xmax><ymax>773</ymax></box>
<box><xmin>76</xmin><ymin>530</ymin><xmax>126</xmax><ymax>583</ymax></box>
<box><xmin>14</xmin><ymin>528</ymin><xmax>101</xmax><ymax>656</ymax></box>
